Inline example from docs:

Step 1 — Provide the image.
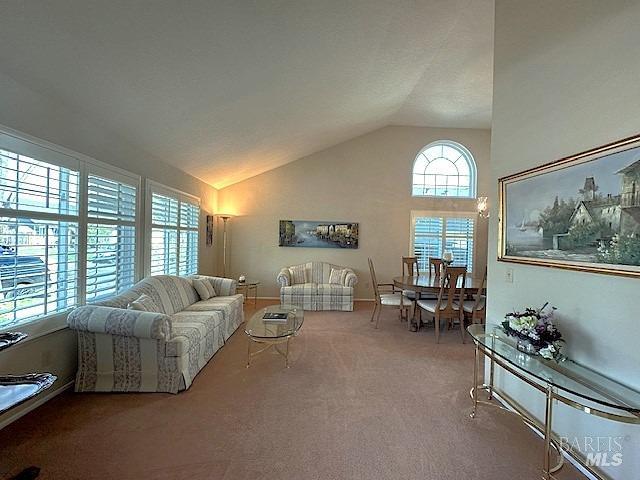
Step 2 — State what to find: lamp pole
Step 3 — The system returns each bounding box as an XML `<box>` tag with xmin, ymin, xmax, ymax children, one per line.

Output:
<box><xmin>219</xmin><ymin>215</ymin><xmax>232</xmax><ymax>277</ymax></box>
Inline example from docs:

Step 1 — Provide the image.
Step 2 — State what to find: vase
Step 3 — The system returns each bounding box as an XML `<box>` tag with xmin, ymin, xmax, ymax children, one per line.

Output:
<box><xmin>516</xmin><ymin>339</ymin><xmax>538</xmax><ymax>355</ymax></box>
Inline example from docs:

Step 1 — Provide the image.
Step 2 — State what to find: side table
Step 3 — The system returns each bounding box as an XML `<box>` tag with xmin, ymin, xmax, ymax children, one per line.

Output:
<box><xmin>237</xmin><ymin>280</ymin><xmax>260</xmax><ymax>307</ymax></box>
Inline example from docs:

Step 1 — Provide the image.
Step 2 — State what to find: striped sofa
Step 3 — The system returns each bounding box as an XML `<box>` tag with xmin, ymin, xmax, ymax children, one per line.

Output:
<box><xmin>67</xmin><ymin>275</ymin><xmax>244</xmax><ymax>394</ymax></box>
<box><xmin>277</xmin><ymin>261</ymin><xmax>357</xmax><ymax>311</ymax></box>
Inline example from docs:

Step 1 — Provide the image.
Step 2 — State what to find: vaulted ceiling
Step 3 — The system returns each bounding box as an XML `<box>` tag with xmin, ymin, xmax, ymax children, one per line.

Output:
<box><xmin>0</xmin><ymin>0</ymin><xmax>493</xmax><ymax>188</ymax></box>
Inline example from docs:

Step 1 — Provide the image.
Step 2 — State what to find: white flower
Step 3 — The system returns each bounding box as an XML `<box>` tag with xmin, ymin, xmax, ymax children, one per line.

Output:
<box><xmin>539</xmin><ymin>346</ymin><xmax>554</xmax><ymax>360</ymax></box>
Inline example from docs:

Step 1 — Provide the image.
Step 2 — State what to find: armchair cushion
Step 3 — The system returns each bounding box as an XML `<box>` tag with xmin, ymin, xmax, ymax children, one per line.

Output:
<box><xmin>289</xmin><ymin>264</ymin><xmax>307</xmax><ymax>284</ymax></box>
<box><xmin>329</xmin><ymin>268</ymin><xmax>347</xmax><ymax>285</ymax></box>
<box><xmin>277</xmin><ymin>268</ymin><xmax>291</xmax><ymax>287</ymax></box>
<box><xmin>68</xmin><ymin>305</ymin><xmax>171</xmax><ymax>340</ymax></box>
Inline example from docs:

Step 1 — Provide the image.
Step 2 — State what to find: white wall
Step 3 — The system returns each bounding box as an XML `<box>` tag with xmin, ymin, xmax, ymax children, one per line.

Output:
<box><xmin>218</xmin><ymin>126</ymin><xmax>491</xmax><ymax>299</ymax></box>
<box><xmin>0</xmin><ymin>72</ymin><xmax>218</xmax><ymax>427</ymax></box>
<box><xmin>489</xmin><ymin>2</ymin><xmax>640</xmax><ymax>478</ymax></box>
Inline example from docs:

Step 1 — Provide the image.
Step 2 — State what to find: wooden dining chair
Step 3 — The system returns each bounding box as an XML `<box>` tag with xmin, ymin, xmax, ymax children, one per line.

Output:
<box><xmin>416</xmin><ymin>266</ymin><xmax>467</xmax><ymax>343</ymax></box>
<box><xmin>401</xmin><ymin>256</ymin><xmax>420</xmax><ymax>276</ymax></box>
<box><xmin>368</xmin><ymin>258</ymin><xmax>411</xmax><ymax>329</ymax></box>
<box><xmin>460</xmin><ymin>267</ymin><xmax>487</xmax><ymax>333</ymax></box>
<box><xmin>429</xmin><ymin>258</ymin><xmax>444</xmax><ymax>277</ymax></box>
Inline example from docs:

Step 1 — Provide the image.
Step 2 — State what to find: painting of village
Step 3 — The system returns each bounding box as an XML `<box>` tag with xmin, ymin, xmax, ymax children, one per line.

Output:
<box><xmin>279</xmin><ymin>220</ymin><xmax>359</xmax><ymax>249</ymax></box>
<box><xmin>501</xmin><ymin>142</ymin><xmax>640</xmax><ymax>273</ymax></box>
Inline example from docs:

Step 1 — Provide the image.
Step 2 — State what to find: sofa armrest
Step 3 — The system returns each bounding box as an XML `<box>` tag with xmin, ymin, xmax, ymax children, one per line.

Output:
<box><xmin>344</xmin><ymin>269</ymin><xmax>358</xmax><ymax>287</ymax></box>
<box><xmin>192</xmin><ymin>275</ymin><xmax>238</xmax><ymax>295</ymax></box>
<box><xmin>277</xmin><ymin>268</ymin><xmax>291</xmax><ymax>287</ymax></box>
<box><xmin>67</xmin><ymin>306</ymin><xmax>171</xmax><ymax>340</ymax></box>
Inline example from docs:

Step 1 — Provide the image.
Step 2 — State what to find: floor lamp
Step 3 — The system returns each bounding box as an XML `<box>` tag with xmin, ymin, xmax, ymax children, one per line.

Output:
<box><xmin>218</xmin><ymin>215</ymin><xmax>233</xmax><ymax>277</ymax></box>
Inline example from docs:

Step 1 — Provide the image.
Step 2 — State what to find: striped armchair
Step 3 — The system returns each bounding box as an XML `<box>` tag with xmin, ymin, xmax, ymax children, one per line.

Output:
<box><xmin>277</xmin><ymin>261</ymin><xmax>357</xmax><ymax>311</ymax></box>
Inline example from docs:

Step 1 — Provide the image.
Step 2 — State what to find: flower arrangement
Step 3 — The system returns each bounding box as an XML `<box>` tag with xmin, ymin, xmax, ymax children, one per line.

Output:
<box><xmin>501</xmin><ymin>303</ymin><xmax>564</xmax><ymax>361</ymax></box>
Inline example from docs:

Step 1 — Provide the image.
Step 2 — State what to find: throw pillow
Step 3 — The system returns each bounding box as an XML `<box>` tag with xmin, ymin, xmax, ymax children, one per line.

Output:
<box><xmin>193</xmin><ymin>278</ymin><xmax>217</xmax><ymax>300</ymax></box>
<box><xmin>329</xmin><ymin>268</ymin><xmax>346</xmax><ymax>285</ymax></box>
<box><xmin>128</xmin><ymin>294</ymin><xmax>160</xmax><ymax>312</ymax></box>
<box><xmin>289</xmin><ymin>265</ymin><xmax>307</xmax><ymax>284</ymax></box>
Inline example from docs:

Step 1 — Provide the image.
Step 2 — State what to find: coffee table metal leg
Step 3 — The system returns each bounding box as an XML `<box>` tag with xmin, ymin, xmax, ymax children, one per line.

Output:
<box><xmin>285</xmin><ymin>337</ymin><xmax>290</xmax><ymax>368</ymax></box>
<box><xmin>246</xmin><ymin>338</ymin><xmax>252</xmax><ymax>368</ymax></box>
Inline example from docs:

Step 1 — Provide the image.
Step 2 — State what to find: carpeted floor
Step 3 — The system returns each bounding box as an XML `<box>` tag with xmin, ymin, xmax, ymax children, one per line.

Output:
<box><xmin>0</xmin><ymin>301</ymin><xmax>584</xmax><ymax>480</ymax></box>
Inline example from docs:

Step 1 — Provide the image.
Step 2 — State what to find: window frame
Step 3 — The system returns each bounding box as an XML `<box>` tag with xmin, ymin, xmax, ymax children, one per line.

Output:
<box><xmin>411</xmin><ymin>140</ymin><xmax>477</xmax><ymax>199</ymax></box>
<box><xmin>409</xmin><ymin>210</ymin><xmax>476</xmax><ymax>273</ymax></box>
<box><xmin>0</xmin><ymin>126</ymin><xmax>142</xmax><ymax>335</ymax></box>
<box><xmin>144</xmin><ymin>180</ymin><xmax>200</xmax><ymax>277</ymax></box>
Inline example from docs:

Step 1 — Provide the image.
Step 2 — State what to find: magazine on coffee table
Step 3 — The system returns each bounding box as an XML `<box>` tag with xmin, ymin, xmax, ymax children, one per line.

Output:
<box><xmin>262</xmin><ymin>312</ymin><xmax>289</xmax><ymax>323</ymax></box>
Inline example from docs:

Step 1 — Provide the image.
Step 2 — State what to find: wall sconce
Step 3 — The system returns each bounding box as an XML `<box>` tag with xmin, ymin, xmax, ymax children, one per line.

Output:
<box><xmin>477</xmin><ymin>196</ymin><xmax>489</xmax><ymax>218</ymax></box>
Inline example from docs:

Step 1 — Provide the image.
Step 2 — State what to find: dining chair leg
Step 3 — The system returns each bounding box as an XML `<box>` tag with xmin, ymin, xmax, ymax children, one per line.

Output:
<box><xmin>375</xmin><ymin>305</ymin><xmax>383</xmax><ymax>329</ymax></box>
<box><xmin>435</xmin><ymin>313</ymin><xmax>440</xmax><ymax>343</ymax></box>
<box><xmin>460</xmin><ymin>310</ymin><xmax>466</xmax><ymax>344</ymax></box>
<box><xmin>370</xmin><ymin>303</ymin><xmax>378</xmax><ymax>323</ymax></box>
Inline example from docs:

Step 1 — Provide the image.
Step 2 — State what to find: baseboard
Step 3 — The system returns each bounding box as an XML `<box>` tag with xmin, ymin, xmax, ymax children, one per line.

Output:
<box><xmin>255</xmin><ymin>297</ymin><xmax>374</xmax><ymax>302</ymax></box>
<box><xmin>0</xmin><ymin>379</ymin><xmax>74</xmax><ymax>430</ymax></box>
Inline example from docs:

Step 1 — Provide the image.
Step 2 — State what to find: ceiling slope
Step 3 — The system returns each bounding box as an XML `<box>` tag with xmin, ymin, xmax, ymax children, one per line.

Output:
<box><xmin>0</xmin><ymin>0</ymin><xmax>493</xmax><ymax>188</ymax></box>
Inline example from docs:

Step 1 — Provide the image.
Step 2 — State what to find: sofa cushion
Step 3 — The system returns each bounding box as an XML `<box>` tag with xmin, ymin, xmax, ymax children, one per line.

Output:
<box><xmin>128</xmin><ymin>294</ymin><xmax>161</xmax><ymax>312</ymax></box>
<box><xmin>166</xmin><ymin>310</ymin><xmax>225</xmax><ymax>357</ymax></box>
<box><xmin>289</xmin><ymin>264</ymin><xmax>307</xmax><ymax>284</ymax></box>
<box><xmin>192</xmin><ymin>278</ymin><xmax>217</xmax><ymax>300</ymax></box>
<box><xmin>184</xmin><ymin>294</ymin><xmax>244</xmax><ymax>340</ymax></box>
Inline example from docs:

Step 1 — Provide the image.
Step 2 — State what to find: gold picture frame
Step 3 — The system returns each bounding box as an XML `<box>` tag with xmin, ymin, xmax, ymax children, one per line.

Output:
<box><xmin>498</xmin><ymin>133</ymin><xmax>640</xmax><ymax>278</ymax></box>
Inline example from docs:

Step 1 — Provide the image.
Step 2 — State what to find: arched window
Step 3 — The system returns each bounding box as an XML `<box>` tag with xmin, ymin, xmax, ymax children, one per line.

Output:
<box><xmin>412</xmin><ymin>140</ymin><xmax>476</xmax><ymax>198</ymax></box>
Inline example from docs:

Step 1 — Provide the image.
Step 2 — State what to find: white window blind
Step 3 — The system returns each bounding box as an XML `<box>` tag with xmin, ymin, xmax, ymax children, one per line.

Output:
<box><xmin>0</xmin><ymin>138</ymin><xmax>79</xmax><ymax>328</ymax></box>
<box><xmin>148</xmin><ymin>183</ymin><xmax>199</xmax><ymax>276</ymax></box>
<box><xmin>412</xmin><ymin>214</ymin><xmax>474</xmax><ymax>272</ymax></box>
<box><xmin>85</xmin><ymin>172</ymin><xmax>137</xmax><ymax>302</ymax></box>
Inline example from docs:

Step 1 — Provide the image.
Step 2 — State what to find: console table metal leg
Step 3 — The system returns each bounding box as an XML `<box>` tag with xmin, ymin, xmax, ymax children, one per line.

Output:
<box><xmin>543</xmin><ymin>383</ymin><xmax>554</xmax><ymax>479</ymax></box>
<box><xmin>488</xmin><ymin>334</ymin><xmax>495</xmax><ymax>400</ymax></box>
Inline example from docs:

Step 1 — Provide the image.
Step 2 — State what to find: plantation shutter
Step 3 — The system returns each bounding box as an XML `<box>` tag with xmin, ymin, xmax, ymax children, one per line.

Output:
<box><xmin>0</xmin><ymin>134</ymin><xmax>80</xmax><ymax>327</ymax></box>
<box><xmin>444</xmin><ymin>217</ymin><xmax>474</xmax><ymax>270</ymax></box>
<box><xmin>148</xmin><ymin>182</ymin><xmax>199</xmax><ymax>276</ymax></box>
<box><xmin>85</xmin><ymin>171</ymin><xmax>137</xmax><ymax>301</ymax></box>
<box><xmin>412</xmin><ymin>214</ymin><xmax>474</xmax><ymax>272</ymax></box>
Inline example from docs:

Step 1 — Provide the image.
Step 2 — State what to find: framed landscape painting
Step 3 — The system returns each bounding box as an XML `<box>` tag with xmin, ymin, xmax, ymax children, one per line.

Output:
<box><xmin>498</xmin><ymin>134</ymin><xmax>640</xmax><ymax>277</ymax></box>
<box><xmin>279</xmin><ymin>220</ymin><xmax>359</xmax><ymax>249</ymax></box>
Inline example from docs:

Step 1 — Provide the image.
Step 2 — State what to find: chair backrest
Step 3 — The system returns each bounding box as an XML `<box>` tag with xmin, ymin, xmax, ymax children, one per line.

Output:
<box><xmin>368</xmin><ymin>258</ymin><xmax>380</xmax><ymax>300</ymax></box>
<box><xmin>471</xmin><ymin>267</ymin><xmax>487</xmax><ymax>314</ymax></box>
<box><xmin>402</xmin><ymin>256</ymin><xmax>420</xmax><ymax>276</ymax></box>
<box><xmin>429</xmin><ymin>258</ymin><xmax>444</xmax><ymax>277</ymax></box>
<box><xmin>436</xmin><ymin>266</ymin><xmax>467</xmax><ymax>314</ymax></box>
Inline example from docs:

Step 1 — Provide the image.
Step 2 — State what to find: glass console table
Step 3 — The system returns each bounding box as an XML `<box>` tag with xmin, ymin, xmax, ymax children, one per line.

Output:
<box><xmin>467</xmin><ymin>324</ymin><xmax>640</xmax><ymax>480</ymax></box>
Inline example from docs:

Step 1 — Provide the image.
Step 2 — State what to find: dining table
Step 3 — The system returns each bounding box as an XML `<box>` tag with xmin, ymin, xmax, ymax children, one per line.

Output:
<box><xmin>392</xmin><ymin>274</ymin><xmax>486</xmax><ymax>331</ymax></box>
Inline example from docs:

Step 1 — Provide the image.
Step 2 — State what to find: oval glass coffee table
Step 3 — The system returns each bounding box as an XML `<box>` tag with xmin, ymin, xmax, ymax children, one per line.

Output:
<box><xmin>245</xmin><ymin>305</ymin><xmax>304</xmax><ymax>368</ymax></box>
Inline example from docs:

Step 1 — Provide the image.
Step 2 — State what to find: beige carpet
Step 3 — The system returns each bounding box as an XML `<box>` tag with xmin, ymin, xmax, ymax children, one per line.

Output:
<box><xmin>0</xmin><ymin>301</ymin><xmax>584</xmax><ymax>480</ymax></box>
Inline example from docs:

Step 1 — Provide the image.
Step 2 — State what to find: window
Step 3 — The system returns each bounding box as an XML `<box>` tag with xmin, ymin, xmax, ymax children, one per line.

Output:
<box><xmin>85</xmin><ymin>168</ymin><xmax>138</xmax><ymax>302</ymax></box>
<box><xmin>0</xmin><ymin>134</ymin><xmax>80</xmax><ymax>328</ymax></box>
<box><xmin>412</xmin><ymin>140</ymin><xmax>476</xmax><ymax>197</ymax></box>
<box><xmin>411</xmin><ymin>212</ymin><xmax>475</xmax><ymax>272</ymax></box>
<box><xmin>147</xmin><ymin>182</ymin><xmax>199</xmax><ymax>276</ymax></box>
